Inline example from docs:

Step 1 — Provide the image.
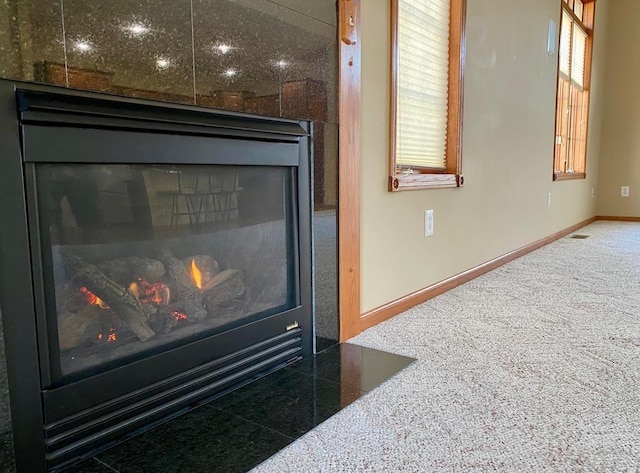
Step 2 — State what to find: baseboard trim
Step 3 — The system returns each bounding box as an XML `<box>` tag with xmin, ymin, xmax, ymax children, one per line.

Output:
<box><xmin>359</xmin><ymin>217</ymin><xmax>597</xmax><ymax>332</ymax></box>
<box><xmin>596</xmin><ymin>216</ymin><xmax>640</xmax><ymax>222</ymax></box>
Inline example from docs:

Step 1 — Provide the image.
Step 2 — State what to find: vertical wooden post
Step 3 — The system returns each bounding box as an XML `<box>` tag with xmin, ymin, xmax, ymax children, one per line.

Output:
<box><xmin>338</xmin><ymin>0</ymin><xmax>362</xmax><ymax>341</ymax></box>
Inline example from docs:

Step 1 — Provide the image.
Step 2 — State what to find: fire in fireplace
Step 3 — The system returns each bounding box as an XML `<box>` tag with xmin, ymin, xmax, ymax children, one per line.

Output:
<box><xmin>41</xmin><ymin>162</ymin><xmax>296</xmax><ymax>382</ymax></box>
<box><xmin>0</xmin><ymin>80</ymin><xmax>312</xmax><ymax>472</ymax></box>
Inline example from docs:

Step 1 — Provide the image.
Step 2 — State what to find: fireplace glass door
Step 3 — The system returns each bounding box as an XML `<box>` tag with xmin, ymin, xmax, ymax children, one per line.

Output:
<box><xmin>34</xmin><ymin>163</ymin><xmax>296</xmax><ymax>384</ymax></box>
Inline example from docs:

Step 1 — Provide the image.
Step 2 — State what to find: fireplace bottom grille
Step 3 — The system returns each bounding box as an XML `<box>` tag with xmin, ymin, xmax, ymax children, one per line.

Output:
<box><xmin>45</xmin><ymin>329</ymin><xmax>303</xmax><ymax>471</ymax></box>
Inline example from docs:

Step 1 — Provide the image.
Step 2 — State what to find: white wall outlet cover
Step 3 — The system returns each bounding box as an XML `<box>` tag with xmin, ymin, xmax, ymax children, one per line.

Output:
<box><xmin>547</xmin><ymin>192</ymin><xmax>552</xmax><ymax>208</ymax></box>
<box><xmin>621</xmin><ymin>186</ymin><xmax>630</xmax><ymax>197</ymax></box>
<box><xmin>425</xmin><ymin>209</ymin><xmax>434</xmax><ymax>237</ymax></box>
<box><xmin>548</xmin><ymin>18</ymin><xmax>557</xmax><ymax>55</ymax></box>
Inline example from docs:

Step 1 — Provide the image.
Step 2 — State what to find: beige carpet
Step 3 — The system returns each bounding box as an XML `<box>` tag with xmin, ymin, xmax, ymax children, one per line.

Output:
<box><xmin>253</xmin><ymin>221</ymin><xmax>640</xmax><ymax>472</ymax></box>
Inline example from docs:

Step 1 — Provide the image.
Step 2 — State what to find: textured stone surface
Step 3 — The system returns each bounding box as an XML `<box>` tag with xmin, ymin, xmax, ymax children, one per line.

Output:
<box><xmin>0</xmin><ymin>431</ymin><xmax>14</xmax><ymax>473</ymax></box>
<box><xmin>0</xmin><ymin>311</ymin><xmax>10</xmax><ymax>437</ymax></box>
<box><xmin>0</xmin><ymin>311</ymin><xmax>12</xmax><ymax>472</ymax></box>
<box><xmin>68</xmin><ymin>343</ymin><xmax>412</xmax><ymax>473</ymax></box>
<box><xmin>314</xmin><ymin>210</ymin><xmax>338</xmax><ymax>341</ymax></box>
<box><xmin>0</xmin><ymin>0</ymin><xmax>65</xmax><ymax>82</ymax></box>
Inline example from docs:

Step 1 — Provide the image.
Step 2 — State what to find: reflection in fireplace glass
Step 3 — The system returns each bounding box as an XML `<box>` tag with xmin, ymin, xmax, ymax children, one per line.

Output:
<box><xmin>35</xmin><ymin>164</ymin><xmax>296</xmax><ymax>382</ymax></box>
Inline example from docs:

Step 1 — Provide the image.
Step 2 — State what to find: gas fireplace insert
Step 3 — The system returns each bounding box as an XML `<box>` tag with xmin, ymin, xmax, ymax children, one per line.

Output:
<box><xmin>0</xmin><ymin>80</ymin><xmax>312</xmax><ymax>472</ymax></box>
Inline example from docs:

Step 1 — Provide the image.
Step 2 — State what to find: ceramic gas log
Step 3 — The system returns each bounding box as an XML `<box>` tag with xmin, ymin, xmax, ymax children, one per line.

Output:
<box><xmin>64</xmin><ymin>255</ymin><xmax>157</xmax><ymax>343</ymax></box>
<box><xmin>58</xmin><ymin>252</ymin><xmax>246</xmax><ymax>351</ymax></box>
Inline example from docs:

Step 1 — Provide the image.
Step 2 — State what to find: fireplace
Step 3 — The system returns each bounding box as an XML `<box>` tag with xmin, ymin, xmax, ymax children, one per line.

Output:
<box><xmin>40</xmin><ymin>163</ymin><xmax>297</xmax><ymax>382</ymax></box>
<box><xmin>0</xmin><ymin>80</ymin><xmax>312</xmax><ymax>472</ymax></box>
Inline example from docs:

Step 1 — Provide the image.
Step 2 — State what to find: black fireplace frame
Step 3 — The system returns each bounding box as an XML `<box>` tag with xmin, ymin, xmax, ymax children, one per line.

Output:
<box><xmin>0</xmin><ymin>79</ymin><xmax>313</xmax><ymax>472</ymax></box>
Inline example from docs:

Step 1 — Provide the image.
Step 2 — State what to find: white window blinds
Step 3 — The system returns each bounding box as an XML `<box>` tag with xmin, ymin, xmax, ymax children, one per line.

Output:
<box><xmin>559</xmin><ymin>10</ymin><xmax>588</xmax><ymax>89</ymax></box>
<box><xmin>559</xmin><ymin>11</ymin><xmax>572</xmax><ymax>78</ymax></box>
<box><xmin>396</xmin><ymin>0</ymin><xmax>450</xmax><ymax>170</ymax></box>
<box><xmin>571</xmin><ymin>24</ymin><xmax>587</xmax><ymax>88</ymax></box>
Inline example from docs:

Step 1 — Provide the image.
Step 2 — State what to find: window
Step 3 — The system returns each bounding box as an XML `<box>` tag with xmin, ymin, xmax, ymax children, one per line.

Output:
<box><xmin>389</xmin><ymin>0</ymin><xmax>466</xmax><ymax>191</ymax></box>
<box><xmin>553</xmin><ymin>0</ymin><xmax>596</xmax><ymax>180</ymax></box>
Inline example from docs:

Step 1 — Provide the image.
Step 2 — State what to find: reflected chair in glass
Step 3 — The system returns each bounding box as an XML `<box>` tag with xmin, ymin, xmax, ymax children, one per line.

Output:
<box><xmin>199</xmin><ymin>169</ymin><xmax>242</xmax><ymax>223</ymax></box>
<box><xmin>162</xmin><ymin>170</ymin><xmax>202</xmax><ymax>228</ymax></box>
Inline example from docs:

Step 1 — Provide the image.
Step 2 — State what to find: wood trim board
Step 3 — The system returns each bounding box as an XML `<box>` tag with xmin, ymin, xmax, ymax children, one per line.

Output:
<box><xmin>359</xmin><ymin>217</ymin><xmax>597</xmax><ymax>332</ymax></box>
<box><xmin>338</xmin><ymin>0</ymin><xmax>362</xmax><ymax>342</ymax></box>
<box><xmin>596</xmin><ymin>216</ymin><xmax>640</xmax><ymax>222</ymax></box>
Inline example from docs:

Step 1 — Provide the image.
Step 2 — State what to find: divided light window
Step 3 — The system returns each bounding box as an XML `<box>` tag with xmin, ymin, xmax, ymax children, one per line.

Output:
<box><xmin>553</xmin><ymin>0</ymin><xmax>596</xmax><ymax>180</ymax></box>
<box><xmin>389</xmin><ymin>0</ymin><xmax>466</xmax><ymax>191</ymax></box>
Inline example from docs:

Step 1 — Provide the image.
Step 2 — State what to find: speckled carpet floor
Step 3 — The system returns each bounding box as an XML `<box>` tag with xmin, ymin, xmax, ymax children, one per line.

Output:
<box><xmin>253</xmin><ymin>221</ymin><xmax>640</xmax><ymax>472</ymax></box>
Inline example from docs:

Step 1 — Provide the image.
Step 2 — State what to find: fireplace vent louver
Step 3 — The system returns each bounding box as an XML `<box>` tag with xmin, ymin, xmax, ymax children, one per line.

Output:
<box><xmin>46</xmin><ymin>329</ymin><xmax>303</xmax><ymax>469</ymax></box>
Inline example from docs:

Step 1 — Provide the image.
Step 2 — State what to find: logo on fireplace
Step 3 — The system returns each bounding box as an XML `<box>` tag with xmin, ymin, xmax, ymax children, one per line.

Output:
<box><xmin>286</xmin><ymin>321</ymin><xmax>299</xmax><ymax>331</ymax></box>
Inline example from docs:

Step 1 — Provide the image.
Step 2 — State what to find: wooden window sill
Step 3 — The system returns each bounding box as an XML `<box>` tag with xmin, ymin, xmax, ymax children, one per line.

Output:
<box><xmin>553</xmin><ymin>172</ymin><xmax>586</xmax><ymax>181</ymax></box>
<box><xmin>389</xmin><ymin>173</ymin><xmax>462</xmax><ymax>191</ymax></box>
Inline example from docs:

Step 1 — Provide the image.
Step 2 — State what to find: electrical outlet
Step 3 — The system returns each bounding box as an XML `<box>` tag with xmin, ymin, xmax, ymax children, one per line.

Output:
<box><xmin>591</xmin><ymin>187</ymin><xmax>595</xmax><ymax>198</ymax></box>
<box><xmin>425</xmin><ymin>209</ymin><xmax>434</xmax><ymax>237</ymax></box>
<box><xmin>621</xmin><ymin>186</ymin><xmax>630</xmax><ymax>198</ymax></box>
<box><xmin>547</xmin><ymin>192</ymin><xmax>552</xmax><ymax>208</ymax></box>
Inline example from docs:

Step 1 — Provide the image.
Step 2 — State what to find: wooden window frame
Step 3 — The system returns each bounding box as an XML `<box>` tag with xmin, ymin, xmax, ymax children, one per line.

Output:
<box><xmin>552</xmin><ymin>0</ymin><xmax>596</xmax><ymax>181</ymax></box>
<box><xmin>388</xmin><ymin>0</ymin><xmax>467</xmax><ymax>192</ymax></box>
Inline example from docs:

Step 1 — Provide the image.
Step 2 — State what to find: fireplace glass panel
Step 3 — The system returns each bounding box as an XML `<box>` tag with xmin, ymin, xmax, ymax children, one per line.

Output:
<box><xmin>34</xmin><ymin>164</ymin><xmax>296</xmax><ymax>383</ymax></box>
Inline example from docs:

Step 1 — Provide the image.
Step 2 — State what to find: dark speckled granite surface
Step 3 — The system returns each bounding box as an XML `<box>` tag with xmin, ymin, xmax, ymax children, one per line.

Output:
<box><xmin>0</xmin><ymin>0</ymin><xmax>338</xmax><ymax>118</ymax></box>
<box><xmin>62</xmin><ymin>0</ymin><xmax>195</xmax><ymax>101</ymax></box>
<box><xmin>64</xmin><ymin>344</ymin><xmax>415</xmax><ymax>473</ymax></box>
<box><xmin>0</xmin><ymin>432</ymin><xmax>14</xmax><ymax>473</ymax></box>
<box><xmin>0</xmin><ymin>311</ymin><xmax>12</xmax><ymax>473</ymax></box>
<box><xmin>0</xmin><ymin>312</ymin><xmax>11</xmax><ymax>438</ymax></box>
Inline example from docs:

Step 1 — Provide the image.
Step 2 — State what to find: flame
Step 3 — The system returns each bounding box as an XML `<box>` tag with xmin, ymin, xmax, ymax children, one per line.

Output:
<box><xmin>97</xmin><ymin>328</ymin><xmax>117</xmax><ymax>342</ymax></box>
<box><xmin>130</xmin><ymin>278</ymin><xmax>170</xmax><ymax>306</ymax></box>
<box><xmin>129</xmin><ymin>281</ymin><xmax>141</xmax><ymax>298</ymax></box>
<box><xmin>80</xmin><ymin>287</ymin><xmax>109</xmax><ymax>309</ymax></box>
<box><xmin>191</xmin><ymin>259</ymin><xmax>203</xmax><ymax>289</ymax></box>
<box><xmin>172</xmin><ymin>311</ymin><xmax>188</xmax><ymax>321</ymax></box>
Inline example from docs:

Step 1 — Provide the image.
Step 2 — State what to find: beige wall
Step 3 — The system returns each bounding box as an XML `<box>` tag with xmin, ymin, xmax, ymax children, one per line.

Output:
<box><xmin>360</xmin><ymin>0</ymin><xmax>609</xmax><ymax>313</ymax></box>
<box><xmin>596</xmin><ymin>0</ymin><xmax>640</xmax><ymax>217</ymax></box>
